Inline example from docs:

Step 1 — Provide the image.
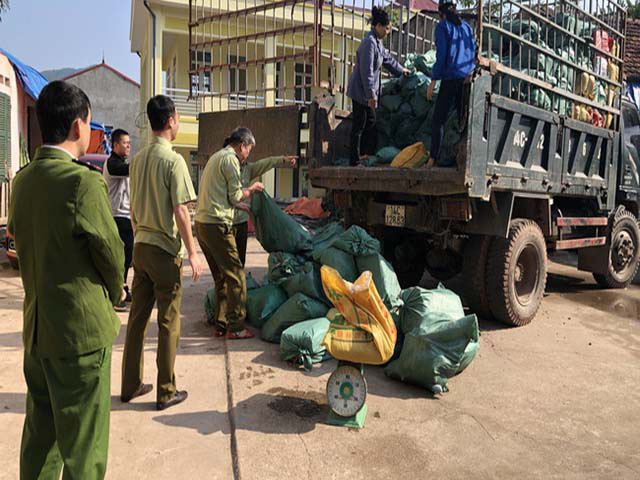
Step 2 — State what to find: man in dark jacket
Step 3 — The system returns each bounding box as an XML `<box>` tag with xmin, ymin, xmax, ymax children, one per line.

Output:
<box><xmin>103</xmin><ymin>128</ymin><xmax>133</xmax><ymax>310</ymax></box>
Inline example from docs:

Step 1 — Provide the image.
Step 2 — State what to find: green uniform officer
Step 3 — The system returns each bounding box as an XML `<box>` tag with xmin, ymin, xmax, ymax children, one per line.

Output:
<box><xmin>121</xmin><ymin>95</ymin><xmax>201</xmax><ymax>410</ymax></box>
<box><xmin>8</xmin><ymin>81</ymin><xmax>124</xmax><ymax>480</ymax></box>
<box><xmin>233</xmin><ymin>155</ymin><xmax>297</xmax><ymax>266</ymax></box>
<box><xmin>195</xmin><ymin>127</ymin><xmax>264</xmax><ymax>339</ymax></box>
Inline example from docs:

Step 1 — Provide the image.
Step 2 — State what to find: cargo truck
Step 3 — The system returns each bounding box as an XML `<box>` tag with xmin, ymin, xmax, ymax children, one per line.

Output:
<box><xmin>190</xmin><ymin>0</ymin><xmax>639</xmax><ymax>326</ymax></box>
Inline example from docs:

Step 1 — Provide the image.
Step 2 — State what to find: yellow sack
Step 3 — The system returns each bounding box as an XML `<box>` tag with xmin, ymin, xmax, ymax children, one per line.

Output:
<box><xmin>390</xmin><ymin>142</ymin><xmax>428</xmax><ymax>169</ymax></box>
<box><xmin>321</xmin><ymin>266</ymin><xmax>397</xmax><ymax>365</ymax></box>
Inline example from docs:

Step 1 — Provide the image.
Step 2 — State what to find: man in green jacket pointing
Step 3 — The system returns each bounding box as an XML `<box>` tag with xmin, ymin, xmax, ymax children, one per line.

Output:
<box><xmin>7</xmin><ymin>81</ymin><xmax>124</xmax><ymax>480</ymax></box>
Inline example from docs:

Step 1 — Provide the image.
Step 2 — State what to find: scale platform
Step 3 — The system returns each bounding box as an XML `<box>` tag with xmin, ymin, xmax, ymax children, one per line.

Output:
<box><xmin>325</xmin><ymin>362</ymin><xmax>368</xmax><ymax>429</ymax></box>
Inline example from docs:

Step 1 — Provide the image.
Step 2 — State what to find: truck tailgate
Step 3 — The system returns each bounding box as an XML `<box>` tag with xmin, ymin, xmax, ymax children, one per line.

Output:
<box><xmin>309</xmin><ymin>166</ymin><xmax>467</xmax><ymax>196</ymax></box>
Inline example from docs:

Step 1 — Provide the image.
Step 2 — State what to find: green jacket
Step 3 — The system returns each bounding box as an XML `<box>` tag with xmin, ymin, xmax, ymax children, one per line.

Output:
<box><xmin>234</xmin><ymin>156</ymin><xmax>285</xmax><ymax>225</ymax></box>
<box><xmin>7</xmin><ymin>147</ymin><xmax>124</xmax><ymax>358</ymax></box>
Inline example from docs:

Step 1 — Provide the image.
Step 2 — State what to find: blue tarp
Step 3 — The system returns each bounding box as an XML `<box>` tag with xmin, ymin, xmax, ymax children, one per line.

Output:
<box><xmin>627</xmin><ymin>83</ymin><xmax>640</xmax><ymax>112</ymax></box>
<box><xmin>0</xmin><ymin>48</ymin><xmax>48</xmax><ymax>100</ymax></box>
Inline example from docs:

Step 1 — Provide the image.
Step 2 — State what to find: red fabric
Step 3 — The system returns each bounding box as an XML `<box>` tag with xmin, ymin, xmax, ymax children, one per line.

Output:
<box><xmin>87</xmin><ymin>130</ymin><xmax>106</xmax><ymax>154</ymax></box>
<box><xmin>283</xmin><ymin>197</ymin><xmax>328</xmax><ymax>219</ymax></box>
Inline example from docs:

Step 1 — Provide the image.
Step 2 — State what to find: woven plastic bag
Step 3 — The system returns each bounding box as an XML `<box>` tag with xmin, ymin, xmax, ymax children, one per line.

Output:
<box><xmin>391</xmin><ymin>142</ymin><xmax>428</xmax><ymax>168</ymax></box>
<box><xmin>251</xmin><ymin>191</ymin><xmax>312</xmax><ymax>254</ymax></box>
<box><xmin>261</xmin><ymin>293</ymin><xmax>329</xmax><ymax>343</ymax></box>
<box><xmin>280</xmin><ymin>317</ymin><xmax>332</xmax><ymax>371</ymax></box>
<box><xmin>321</xmin><ymin>266</ymin><xmax>397</xmax><ymax>365</ymax></box>
<box><xmin>314</xmin><ymin>247</ymin><xmax>358</xmax><ymax>282</ymax></box>
<box><xmin>332</xmin><ymin>225</ymin><xmax>381</xmax><ymax>257</ymax></box>
<box><xmin>246</xmin><ymin>284</ymin><xmax>288</xmax><ymax>329</ymax></box>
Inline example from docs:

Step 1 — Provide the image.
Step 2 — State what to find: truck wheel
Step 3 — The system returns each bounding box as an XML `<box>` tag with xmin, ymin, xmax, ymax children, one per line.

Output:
<box><xmin>461</xmin><ymin>235</ymin><xmax>492</xmax><ymax>319</ymax></box>
<box><xmin>486</xmin><ymin>219</ymin><xmax>547</xmax><ymax>326</ymax></box>
<box><xmin>593</xmin><ymin>209</ymin><xmax>640</xmax><ymax>289</ymax></box>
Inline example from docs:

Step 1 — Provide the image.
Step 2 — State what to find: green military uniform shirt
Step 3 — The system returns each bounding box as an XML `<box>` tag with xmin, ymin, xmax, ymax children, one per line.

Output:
<box><xmin>130</xmin><ymin>136</ymin><xmax>197</xmax><ymax>257</ymax></box>
<box><xmin>233</xmin><ymin>156</ymin><xmax>285</xmax><ymax>225</ymax></box>
<box><xmin>7</xmin><ymin>146</ymin><xmax>124</xmax><ymax>357</ymax></box>
<box><xmin>195</xmin><ymin>146</ymin><xmax>244</xmax><ymax>225</ymax></box>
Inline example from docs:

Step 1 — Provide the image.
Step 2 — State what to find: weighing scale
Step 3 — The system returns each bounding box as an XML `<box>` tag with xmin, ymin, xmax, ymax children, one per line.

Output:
<box><xmin>326</xmin><ymin>362</ymin><xmax>368</xmax><ymax>429</ymax></box>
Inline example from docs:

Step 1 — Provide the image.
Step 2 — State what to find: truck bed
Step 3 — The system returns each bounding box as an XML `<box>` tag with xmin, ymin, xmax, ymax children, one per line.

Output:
<box><xmin>310</xmin><ymin>165</ymin><xmax>467</xmax><ymax>196</ymax></box>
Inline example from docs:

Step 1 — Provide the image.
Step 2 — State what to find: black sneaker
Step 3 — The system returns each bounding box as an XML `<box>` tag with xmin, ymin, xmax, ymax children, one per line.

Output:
<box><xmin>156</xmin><ymin>390</ymin><xmax>188</xmax><ymax>411</ymax></box>
<box><xmin>124</xmin><ymin>286</ymin><xmax>132</xmax><ymax>303</ymax></box>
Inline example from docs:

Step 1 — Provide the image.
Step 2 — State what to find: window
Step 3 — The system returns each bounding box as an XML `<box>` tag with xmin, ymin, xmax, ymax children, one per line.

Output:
<box><xmin>189</xmin><ymin>151</ymin><xmax>202</xmax><ymax>193</ymax></box>
<box><xmin>191</xmin><ymin>50</ymin><xmax>211</xmax><ymax>93</ymax></box>
<box><xmin>0</xmin><ymin>92</ymin><xmax>10</xmax><ymax>183</ymax></box>
<box><xmin>295</xmin><ymin>63</ymin><xmax>312</xmax><ymax>103</ymax></box>
<box><xmin>172</xmin><ymin>56</ymin><xmax>177</xmax><ymax>90</ymax></box>
<box><xmin>229</xmin><ymin>55</ymin><xmax>247</xmax><ymax>94</ymax></box>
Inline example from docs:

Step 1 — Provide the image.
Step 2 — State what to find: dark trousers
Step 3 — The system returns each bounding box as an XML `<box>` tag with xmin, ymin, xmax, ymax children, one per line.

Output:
<box><xmin>196</xmin><ymin>222</ymin><xmax>247</xmax><ymax>333</ymax></box>
<box><xmin>233</xmin><ymin>221</ymin><xmax>249</xmax><ymax>267</ymax></box>
<box><xmin>430</xmin><ymin>78</ymin><xmax>464</xmax><ymax>166</ymax></box>
<box><xmin>122</xmin><ymin>243</ymin><xmax>183</xmax><ymax>403</ymax></box>
<box><xmin>21</xmin><ymin>346</ymin><xmax>112</xmax><ymax>480</ymax></box>
<box><xmin>114</xmin><ymin>217</ymin><xmax>133</xmax><ymax>285</ymax></box>
<box><xmin>350</xmin><ymin>100</ymin><xmax>377</xmax><ymax>165</ymax></box>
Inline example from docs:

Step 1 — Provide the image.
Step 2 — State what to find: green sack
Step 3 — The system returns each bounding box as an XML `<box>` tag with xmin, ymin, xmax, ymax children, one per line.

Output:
<box><xmin>332</xmin><ymin>225</ymin><xmax>381</xmax><ymax>257</ymax></box>
<box><xmin>251</xmin><ymin>191</ymin><xmax>312</xmax><ymax>254</ymax></box>
<box><xmin>267</xmin><ymin>252</ymin><xmax>308</xmax><ymax>284</ymax></box>
<box><xmin>376</xmin><ymin>146</ymin><xmax>401</xmax><ymax>163</ymax></box>
<box><xmin>400</xmin><ymin>72</ymin><xmax>428</xmax><ymax>98</ymax></box>
<box><xmin>356</xmin><ymin>253</ymin><xmax>403</xmax><ymax>312</ymax></box>
<box><xmin>381</xmin><ymin>78</ymin><xmax>400</xmax><ymax>96</ymax></box>
<box><xmin>399</xmin><ymin>102</ymin><xmax>413</xmax><ymax>115</ymax></box>
<box><xmin>246</xmin><ymin>271</ymin><xmax>261</xmax><ymax>291</ymax></box>
<box><xmin>204</xmin><ymin>288</ymin><xmax>216</xmax><ymax>325</ymax></box>
<box><xmin>385</xmin><ymin>313</ymin><xmax>479</xmax><ymax>393</ymax></box>
<box><xmin>399</xmin><ymin>285</ymin><xmax>464</xmax><ymax>334</ymax></box>
<box><xmin>311</xmin><ymin>223</ymin><xmax>345</xmax><ymax>256</ymax></box>
<box><xmin>315</xmin><ymin>247</ymin><xmax>359</xmax><ymax>282</ymax></box>
<box><xmin>410</xmin><ymin>89</ymin><xmax>431</xmax><ymax>118</ymax></box>
<box><xmin>246</xmin><ymin>284</ymin><xmax>289</xmax><ymax>328</ymax></box>
<box><xmin>261</xmin><ymin>293</ymin><xmax>329</xmax><ymax>343</ymax></box>
<box><xmin>280</xmin><ymin>317</ymin><xmax>332</xmax><ymax>371</ymax></box>
<box><xmin>281</xmin><ymin>263</ymin><xmax>330</xmax><ymax>305</ymax></box>
<box><xmin>394</xmin><ymin>117</ymin><xmax>420</xmax><ymax>149</ymax></box>
<box><xmin>380</xmin><ymin>94</ymin><xmax>403</xmax><ymax>112</ymax></box>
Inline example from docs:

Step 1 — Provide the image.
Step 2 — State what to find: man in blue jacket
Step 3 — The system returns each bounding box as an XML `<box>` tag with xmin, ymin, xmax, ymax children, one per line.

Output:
<box><xmin>426</xmin><ymin>0</ymin><xmax>476</xmax><ymax>167</ymax></box>
<box><xmin>347</xmin><ymin>6</ymin><xmax>409</xmax><ymax>166</ymax></box>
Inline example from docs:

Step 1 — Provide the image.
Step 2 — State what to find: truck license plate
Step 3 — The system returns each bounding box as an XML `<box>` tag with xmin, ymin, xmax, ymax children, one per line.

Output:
<box><xmin>385</xmin><ymin>205</ymin><xmax>405</xmax><ymax>227</ymax></box>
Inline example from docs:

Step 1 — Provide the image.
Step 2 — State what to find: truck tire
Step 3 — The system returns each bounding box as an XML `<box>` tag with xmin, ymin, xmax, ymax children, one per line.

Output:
<box><xmin>486</xmin><ymin>219</ymin><xmax>547</xmax><ymax>326</ymax></box>
<box><xmin>592</xmin><ymin>209</ymin><xmax>640</xmax><ymax>289</ymax></box>
<box><xmin>461</xmin><ymin>235</ymin><xmax>492</xmax><ymax>319</ymax></box>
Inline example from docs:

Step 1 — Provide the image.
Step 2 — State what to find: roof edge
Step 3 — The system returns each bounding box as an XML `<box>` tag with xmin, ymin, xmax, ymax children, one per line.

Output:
<box><xmin>62</xmin><ymin>62</ymin><xmax>140</xmax><ymax>88</ymax></box>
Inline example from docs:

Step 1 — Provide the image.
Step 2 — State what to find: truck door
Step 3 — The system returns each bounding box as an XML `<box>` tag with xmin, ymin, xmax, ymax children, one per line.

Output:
<box><xmin>620</xmin><ymin>101</ymin><xmax>640</xmax><ymax>197</ymax></box>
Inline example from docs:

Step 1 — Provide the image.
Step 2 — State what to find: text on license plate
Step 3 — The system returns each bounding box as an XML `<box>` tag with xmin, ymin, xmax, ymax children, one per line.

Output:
<box><xmin>385</xmin><ymin>205</ymin><xmax>405</xmax><ymax>227</ymax></box>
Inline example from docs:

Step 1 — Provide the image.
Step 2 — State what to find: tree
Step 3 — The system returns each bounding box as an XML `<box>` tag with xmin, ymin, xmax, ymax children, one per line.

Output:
<box><xmin>0</xmin><ymin>0</ymin><xmax>9</xmax><ymax>22</ymax></box>
<box><xmin>628</xmin><ymin>0</ymin><xmax>640</xmax><ymax>20</ymax></box>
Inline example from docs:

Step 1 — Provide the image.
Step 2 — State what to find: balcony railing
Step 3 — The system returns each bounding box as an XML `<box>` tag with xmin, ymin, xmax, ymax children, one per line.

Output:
<box><xmin>164</xmin><ymin>88</ymin><xmax>199</xmax><ymax>117</ymax></box>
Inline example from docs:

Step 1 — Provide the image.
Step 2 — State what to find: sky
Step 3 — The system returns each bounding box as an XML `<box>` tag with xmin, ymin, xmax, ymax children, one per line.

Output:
<box><xmin>0</xmin><ymin>0</ymin><xmax>140</xmax><ymax>81</ymax></box>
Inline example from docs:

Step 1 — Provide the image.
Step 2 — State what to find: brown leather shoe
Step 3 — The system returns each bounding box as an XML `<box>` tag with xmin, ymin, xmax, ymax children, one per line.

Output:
<box><xmin>156</xmin><ymin>390</ymin><xmax>188</xmax><ymax>411</ymax></box>
<box><xmin>121</xmin><ymin>383</ymin><xmax>153</xmax><ymax>403</ymax></box>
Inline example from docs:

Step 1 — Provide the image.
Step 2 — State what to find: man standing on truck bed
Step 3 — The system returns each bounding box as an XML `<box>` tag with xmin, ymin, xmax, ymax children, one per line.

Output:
<box><xmin>426</xmin><ymin>0</ymin><xmax>476</xmax><ymax>168</ymax></box>
<box><xmin>347</xmin><ymin>6</ymin><xmax>409</xmax><ymax>166</ymax></box>
<box><xmin>8</xmin><ymin>81</ymin><xmax>124</xmax><ymax>479</ymax></box>
<box><xmin>121</xmin><ymin>95</ymin><xmax>202</xmax><ymax>411</ymax></box>
<box><xmin>103</xmin><ymin>128</ymin><xmax>133</xmax><ymax>312</ymax></box>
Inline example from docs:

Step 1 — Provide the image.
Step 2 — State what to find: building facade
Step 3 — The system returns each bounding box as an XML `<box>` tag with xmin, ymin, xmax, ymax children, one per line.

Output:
<box><xmin>64</xmin><ymin>62</ymin><xmax>142</xmax><ymax>155</ymax></box>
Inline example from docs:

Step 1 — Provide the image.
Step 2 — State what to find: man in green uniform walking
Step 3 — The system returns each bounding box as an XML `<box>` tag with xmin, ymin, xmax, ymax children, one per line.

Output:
<box><xmin>121</xmin><ymin>95</ymin><xmax>201</xmax><ymax>410</ymax></box>
<box><xmin>8</xmin><ymin>81</ymin><xmax>125</xmax><ymax>480</ymax></box>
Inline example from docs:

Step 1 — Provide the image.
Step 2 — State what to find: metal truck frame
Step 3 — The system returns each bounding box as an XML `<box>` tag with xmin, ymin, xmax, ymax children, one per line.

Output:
<box><xmin>190</xmin><ymin>0</ymin><xmax>640</xmax><ymax>326</ymax></box>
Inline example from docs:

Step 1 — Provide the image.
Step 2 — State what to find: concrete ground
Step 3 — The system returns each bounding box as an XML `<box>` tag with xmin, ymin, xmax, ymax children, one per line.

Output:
<box><xmin>0</xmin><ymin>239</ymin><xmax>639</xmax><ymax>479</ymax></box>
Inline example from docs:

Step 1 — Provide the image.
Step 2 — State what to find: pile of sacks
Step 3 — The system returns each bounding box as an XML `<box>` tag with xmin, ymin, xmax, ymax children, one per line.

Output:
<box><xmin>482</xmin><ymin>14</ymin><xmax>619</xmax><ymax>127</ymax></box>
<box><xmin>204</xmin><ymin>191</ymin><xmax>480</xmax><ymax>393</ymax></box>
<box><xmin>335</xmin><ymin>50</ymin><xmax>463</xmax><ymax>169</ymax></box>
